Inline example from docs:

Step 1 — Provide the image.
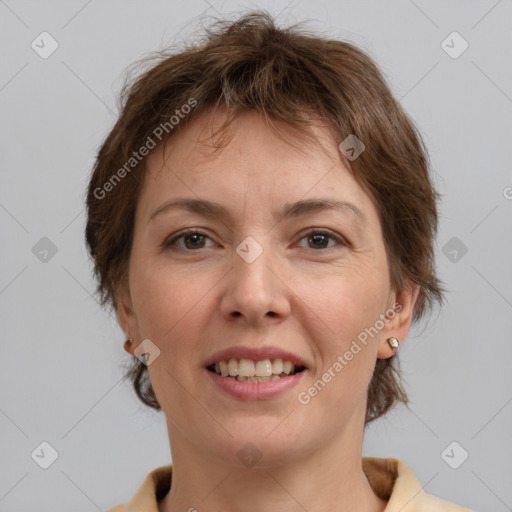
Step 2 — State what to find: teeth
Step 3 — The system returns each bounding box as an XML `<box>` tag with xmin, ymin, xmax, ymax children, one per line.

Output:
<box><xmin>236</xmin><ymin>375</ymin><xmax>280</xmax><ymax>382</ymax></box>
<box><xmin>227</xmin><ymin>358</ymin><xmax>238</xmax><ymax>377</ymax></box>
<box><xmin>211</xmin><ymin>358</ymin><xmax>300</xmax><ymax>378</ymax></box>
<box><xmin>238</xmin><ymin>359</ymin><xmax>255</xmax><ymax>377</ymax></box>
<box><xmin>283</xmin><ymin>360</ymin><xmax>293</xmax><ymax>375</ymax></box>
<box><xmin>219</xmin><ymin>360</ymin><xmax>229</xmax><ymax>377</ymax></box>
<box><xmin>255</xmin><ymin>359</ymin><xmax>272</xmax><ymax>377</ymax></box>
<box><xmin>272</xmin><ymin>358</ymin><xmax>283</xmax><ymax>374</ymax></box>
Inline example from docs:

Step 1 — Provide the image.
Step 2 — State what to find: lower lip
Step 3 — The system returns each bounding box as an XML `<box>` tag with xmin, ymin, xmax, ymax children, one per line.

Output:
<box><xmin>205</xmin><ymin>369</ymin><xmax>306</xmax><ymax>400</ymax></box>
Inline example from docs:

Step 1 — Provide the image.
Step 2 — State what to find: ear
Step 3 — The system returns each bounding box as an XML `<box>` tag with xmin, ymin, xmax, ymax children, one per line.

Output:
<box><xmin>116</xmin><ymin>281</ymin><xmax>140</xmax><ymax>357</ymax></box>
<box><xmin>377</xmin><ymin>280</ymin><xmax>420</xmax><ymax>359</ymax></box>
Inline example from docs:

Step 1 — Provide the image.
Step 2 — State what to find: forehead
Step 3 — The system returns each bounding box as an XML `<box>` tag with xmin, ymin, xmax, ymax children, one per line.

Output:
<box><xmin>145</xmin><ymin>109</ymin><xmax>337</xmax><ymax>175</ymax></box>
<box><xmin>137</xmin><ymin>109</ymin><xmax>377</xmax><ymax>227</ymax></box>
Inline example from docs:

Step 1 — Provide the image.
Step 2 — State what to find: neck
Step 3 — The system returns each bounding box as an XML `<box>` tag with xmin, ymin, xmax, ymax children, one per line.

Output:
<box><xmin>159</xmin><ymin>418</ymin><xmax>387</xmax><ymax>512</ymax></box>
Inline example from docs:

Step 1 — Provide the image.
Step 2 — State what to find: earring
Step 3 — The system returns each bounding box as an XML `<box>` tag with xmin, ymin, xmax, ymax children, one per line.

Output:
<box><xmin>126</xmin><ymin>338</ymin><xmax>134</xmax><ymax>344</ymax></box>
<box><xmin>387</xmin><ymin>337</ymin><xmax>399</xmax><ymax>349</ymax></box>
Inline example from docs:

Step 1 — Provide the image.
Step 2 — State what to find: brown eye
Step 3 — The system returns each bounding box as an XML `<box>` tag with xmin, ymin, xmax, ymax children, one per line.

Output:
<box><xmin>298</xmin><ymin>230</ymin><xmax>346</xmax><ymax>250</ymax></box>
<box><xmin>164</xmin><ymin>230</ymin><xmax>214</xmax><ymax>250</ymax></box>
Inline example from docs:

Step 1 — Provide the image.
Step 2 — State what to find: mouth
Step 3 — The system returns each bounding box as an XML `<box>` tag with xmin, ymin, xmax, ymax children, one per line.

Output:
<box><xmin>206</xmin><ymin>358</ymin><xmax>307</xmax><ymax>383</ymax></box>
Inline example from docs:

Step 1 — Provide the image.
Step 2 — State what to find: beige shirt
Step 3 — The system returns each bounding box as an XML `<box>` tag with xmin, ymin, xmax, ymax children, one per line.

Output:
<box><xmin>106</xmin><ymin>457</ymin><xmax>473</xmax><ymax>511</ymax></box>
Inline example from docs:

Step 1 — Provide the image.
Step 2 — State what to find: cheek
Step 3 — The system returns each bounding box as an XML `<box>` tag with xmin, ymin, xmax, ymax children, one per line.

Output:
<box><xmin>130</xmin><ymin>260</ymin><xmax>219</xmax><ymax>389</ymax></box>
<box><xmin>307</xmin><ymin>268</ymin><xmax>388</xmax><ymax>342</ymax></box>
<box><xmin>299</xmin><ymin>264</ymin><xmax>389</xmax><ymax>399</ymax></box>
<box><xmin>130</xmin><ymin>264</ymin><xmax>209</xmax><ymax>409</ymax></box>
<box><xmin>131</xmin><ymin>258</ymin><xmax>205</xmax><ymax>337</ymax></box>
<box><xmin>305</xmin><ymin>285</ymin><xmax>382</xmax><ymax>413</ymax></box>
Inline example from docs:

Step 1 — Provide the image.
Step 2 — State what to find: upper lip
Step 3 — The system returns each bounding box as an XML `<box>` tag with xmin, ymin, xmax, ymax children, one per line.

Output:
<box><xmin>204</xmin><ymin>345</ymin><xmax>308</xmax><ymax>369</ymax></box>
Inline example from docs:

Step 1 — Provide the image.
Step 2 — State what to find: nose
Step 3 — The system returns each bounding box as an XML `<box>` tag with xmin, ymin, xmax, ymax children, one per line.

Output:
<box><xmin>220</xmin><ymin>237</ymin><xmax>291</xmax><ymax>326</ymax></box>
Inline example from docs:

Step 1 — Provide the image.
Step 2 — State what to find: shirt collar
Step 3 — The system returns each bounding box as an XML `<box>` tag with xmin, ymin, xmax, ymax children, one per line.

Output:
<box><xmin>119</xmin><ymin>457</ymin><xmax>470</xmax><ymax>512</ymax></box>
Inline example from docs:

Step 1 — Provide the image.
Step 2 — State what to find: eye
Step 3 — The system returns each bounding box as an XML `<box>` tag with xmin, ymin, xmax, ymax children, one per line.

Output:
<box><xmin>163</xmin><ymin>230</ymin><xmax>216</xmax><ymax>251</ymax></box>
<box><xmin>163</xmin><ymin>228</ymin><xmax>347</xmax><ymax>252</ymax></box>
<box><xmin>297</xmin><ymin>229</ymin><xmax>347</xmax><ymax>250</ymax></box>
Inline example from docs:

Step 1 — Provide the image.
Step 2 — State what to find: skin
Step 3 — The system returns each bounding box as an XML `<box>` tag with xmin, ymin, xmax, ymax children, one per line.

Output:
<box><xmin>118</xmin><ymin>108</ymin><xmax>418</xmax><ymax>512</ymax></box>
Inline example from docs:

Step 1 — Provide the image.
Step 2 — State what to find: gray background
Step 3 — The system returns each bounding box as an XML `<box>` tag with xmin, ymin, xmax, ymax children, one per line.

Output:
<box><xmin>1</xmin><ymin>1</ymin><xmax>511</xmax><ymax>511</ymax></box>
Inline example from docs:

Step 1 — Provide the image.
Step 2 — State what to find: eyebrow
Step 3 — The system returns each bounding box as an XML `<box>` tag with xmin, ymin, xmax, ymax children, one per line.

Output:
<box><xmin>148</xmin><ymin>197</ymin><xmax>367</xmax><ymax>225</ymax></box>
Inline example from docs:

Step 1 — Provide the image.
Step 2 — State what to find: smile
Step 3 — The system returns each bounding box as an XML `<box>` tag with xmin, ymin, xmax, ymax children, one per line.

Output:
<box><xmin>207</xmin><ymin>358</ymin><xmax>306</xmax><ymax>382</ymax></box>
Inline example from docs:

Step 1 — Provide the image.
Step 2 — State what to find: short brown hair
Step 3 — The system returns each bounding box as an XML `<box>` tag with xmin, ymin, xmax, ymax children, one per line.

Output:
<box><xmin>85</xmin><ymin>11</ymin><xmax>444</xmax><ymax>424</ymax></box>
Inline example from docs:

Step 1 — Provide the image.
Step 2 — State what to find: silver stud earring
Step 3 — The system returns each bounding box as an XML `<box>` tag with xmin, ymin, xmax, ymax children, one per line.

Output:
<box><xmin>387</xmin><ymin>337</ymin><xmax>399</xmax><ymax>349</ymax></box>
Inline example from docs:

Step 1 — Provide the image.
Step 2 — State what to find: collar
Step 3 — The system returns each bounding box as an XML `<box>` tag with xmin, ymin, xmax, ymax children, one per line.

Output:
<box><xmin>115</xmin><ymin>457</ymin><xmax>471</xmax><ymax>512</ymax></box>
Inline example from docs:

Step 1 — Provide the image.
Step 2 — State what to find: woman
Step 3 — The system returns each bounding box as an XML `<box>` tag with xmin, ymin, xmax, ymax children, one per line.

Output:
<box><xmin>85</xmin><ymin>11</ymin><xmax>472</xmax><ymax>511</ymax></box>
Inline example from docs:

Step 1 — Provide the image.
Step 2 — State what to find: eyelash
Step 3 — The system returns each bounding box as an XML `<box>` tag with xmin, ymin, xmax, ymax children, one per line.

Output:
<box><xmin>163</xmin><ymin>229</ymin><xmax>348</xmax><ymax>252</ymax></box>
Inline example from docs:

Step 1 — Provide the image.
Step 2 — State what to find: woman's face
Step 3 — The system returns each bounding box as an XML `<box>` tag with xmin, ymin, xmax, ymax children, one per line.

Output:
<box><xmin>118</xmin><ymin>109</ymin><xmax>416</xmax><ymax>467</ymax></box>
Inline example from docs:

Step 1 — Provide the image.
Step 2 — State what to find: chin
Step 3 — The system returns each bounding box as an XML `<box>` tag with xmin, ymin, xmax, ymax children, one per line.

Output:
<box><xmin>208</xmin><ymin>422</ymin><xmax>307</xmax><ymax>468</ymax></box>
